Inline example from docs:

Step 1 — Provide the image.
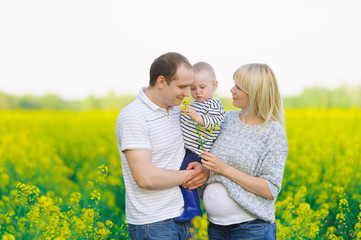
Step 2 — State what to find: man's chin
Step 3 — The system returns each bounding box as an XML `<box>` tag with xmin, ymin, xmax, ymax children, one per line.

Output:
<box><xmin>176</xmin><ymin>98</ymin><xmax>184</xmax><ymax>105</ymax></box>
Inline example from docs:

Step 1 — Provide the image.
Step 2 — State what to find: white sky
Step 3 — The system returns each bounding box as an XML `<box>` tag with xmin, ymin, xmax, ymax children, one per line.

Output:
<box><xmin>0</xmin><ymin>0</ymin><xmax>360</xmax><ymax>100</ymax></box>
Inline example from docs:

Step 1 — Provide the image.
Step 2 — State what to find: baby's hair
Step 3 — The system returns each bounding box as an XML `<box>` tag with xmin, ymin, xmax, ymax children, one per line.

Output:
<box><xmin>193</xmin><ymin>62</ymin><xmax>217</xmax><ymax>82</ymax></box>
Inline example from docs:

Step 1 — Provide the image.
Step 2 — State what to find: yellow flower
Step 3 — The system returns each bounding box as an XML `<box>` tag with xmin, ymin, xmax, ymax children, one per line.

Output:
<box><xmin>70</xmin><ymin>192</ymin><xmax>82</xmax><ymax>205</ymax></box>
<box><xmin>106</xmin><ymin>220</ymin><xmax>114</xmax><ymax>228</ymax></box>
<box><xmin>98</xmin><ymin>164</ymin><xmax>108</xmax><ymax>176</ymax></box>
<box><xmin>91</xmin><ymin>190</ymin><xmax>101</xmax><ymax>201</ymax></box>
<box><xmin>2</xmin><ymin>234</ymin><xmax>16</xmax><ymax>240</ymax></box>
<box><xmin>16</xmin><ymin>182</ymin><xmax>40</xmax><ymax>204</ymax></box>
<box><xmin>182</xmin><ymin>100</ymin><xmax>190</xmax><ymax>106</ymax></box>
<box><xmin>328</xmin><ymin>234</ymin><xmax>338</xmax><ymax>240</ymax></box>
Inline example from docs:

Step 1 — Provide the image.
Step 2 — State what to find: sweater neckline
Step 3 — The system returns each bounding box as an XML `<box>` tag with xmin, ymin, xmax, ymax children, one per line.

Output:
<box><xmin>236</xmin><ymin>111</ymin><xmax>263</xmax><ymax>129</ymax></box>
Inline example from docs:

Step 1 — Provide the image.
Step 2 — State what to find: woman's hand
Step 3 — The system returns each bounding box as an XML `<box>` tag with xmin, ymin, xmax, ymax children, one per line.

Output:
<box><xmin>200</xmin><ymin>151</ymin><xmax>228</xmax><ymax>175</ymax></box>
<box><xmin>201</xmin><ymin>151</ymin><xmax>274</xmax><ymax>199</ymax></box>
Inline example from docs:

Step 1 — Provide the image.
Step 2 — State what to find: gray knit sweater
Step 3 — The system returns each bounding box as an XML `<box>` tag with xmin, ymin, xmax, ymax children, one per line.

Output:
<box><xmin>201</xmin><ymin>110</ymin><xmax>288</xmax><ymax>223</ymax></box>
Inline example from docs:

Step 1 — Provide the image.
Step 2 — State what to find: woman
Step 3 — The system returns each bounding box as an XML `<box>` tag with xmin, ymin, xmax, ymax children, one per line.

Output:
<box><xmin>200</xmin><ymin>63</ymin><xmax>288</xmax><ymax>239</ymax></box>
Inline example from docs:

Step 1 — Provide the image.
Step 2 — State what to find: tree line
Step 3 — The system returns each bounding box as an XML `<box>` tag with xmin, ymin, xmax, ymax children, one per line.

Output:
<box><xmin>0</xmin><ymin>84</ymin><xmax>360</xmax><ymax>110</ymax></box>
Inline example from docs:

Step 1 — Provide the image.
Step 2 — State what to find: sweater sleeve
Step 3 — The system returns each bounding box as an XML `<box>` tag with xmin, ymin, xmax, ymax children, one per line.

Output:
<box><xmin>257</xmin><ymin>125</ymin><xmax>288</xmax><ymax>199</ymax></box>
<box><xmin>202</xmin><ymin>99</ymin><xmax>226</xmax><ymax>129</ymax></box>
<box><xmin>259</xmin><ymin>149</ymin><xmax>288</xmax><ymax>199</ymax></box>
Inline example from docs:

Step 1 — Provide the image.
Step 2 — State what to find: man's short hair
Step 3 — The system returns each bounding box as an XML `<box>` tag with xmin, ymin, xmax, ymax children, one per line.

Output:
<box><xmin>149</xmin><ymin>52</ymin><xmax>192</xmax><ymax>86</ymax></box>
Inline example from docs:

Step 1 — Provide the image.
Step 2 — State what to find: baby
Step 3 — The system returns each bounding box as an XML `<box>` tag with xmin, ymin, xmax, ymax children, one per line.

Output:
<box><xmin>174</xmin><ymin>62</ymin><xmax>226</xmax><ymax>222</ymax></box>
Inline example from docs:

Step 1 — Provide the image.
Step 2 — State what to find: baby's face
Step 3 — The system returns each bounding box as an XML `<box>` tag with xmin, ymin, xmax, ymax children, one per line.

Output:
<box><xmin>190</xmin><ymin>70</ymin><xmax>217</xmax><ymax>103</ymax></box>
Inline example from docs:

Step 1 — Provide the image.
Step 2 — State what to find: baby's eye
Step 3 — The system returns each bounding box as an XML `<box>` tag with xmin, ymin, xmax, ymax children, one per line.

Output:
<box><xmin>200</xmin><ymin>86</ymin><xmax>205</xmax><ymax>89</ymax></box>
<box><xmin>190</xmin><ymin>88</ymin><xmax>196</xmax><ymax>91</ymax></box>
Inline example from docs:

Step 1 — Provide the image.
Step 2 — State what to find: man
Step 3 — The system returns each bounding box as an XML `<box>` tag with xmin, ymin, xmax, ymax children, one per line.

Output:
<box><xmin>115</xmin><ymin>52</ymin><xmax>209</xmax><ymax>239</ymax></box>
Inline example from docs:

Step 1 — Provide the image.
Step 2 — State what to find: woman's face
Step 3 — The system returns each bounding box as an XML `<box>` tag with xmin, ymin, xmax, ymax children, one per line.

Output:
<box><xmin>230</xmin><ymin>84</ymin><xmax>249</xmax><ymax>109</ymax></box>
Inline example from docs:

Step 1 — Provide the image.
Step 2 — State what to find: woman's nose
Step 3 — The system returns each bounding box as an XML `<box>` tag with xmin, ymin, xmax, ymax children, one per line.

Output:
<box><xmin>230</xmin><ymin>86</ymin><xmax>235</xmax><ymax>93</ymax></box>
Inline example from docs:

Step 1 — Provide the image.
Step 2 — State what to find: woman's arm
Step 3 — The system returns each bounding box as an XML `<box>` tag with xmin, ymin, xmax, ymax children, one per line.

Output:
<box><xmin>200</xmin><ymin>151</ymin><xmax>274</xmax><ymax>200</ymax></box>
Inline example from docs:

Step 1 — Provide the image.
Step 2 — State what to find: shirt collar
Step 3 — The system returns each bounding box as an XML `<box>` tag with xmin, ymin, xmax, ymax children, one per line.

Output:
<box><xmin>137</xmin><ymin>87</ymin><xmax>175</xmax><ymax>114</ymax></box>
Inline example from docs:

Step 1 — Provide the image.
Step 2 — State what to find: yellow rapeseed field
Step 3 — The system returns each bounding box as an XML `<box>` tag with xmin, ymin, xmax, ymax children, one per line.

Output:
<box><xmin>0</xmin><ymin>109</ymin><xmax>360</xmax><ymax>239</ymax></box>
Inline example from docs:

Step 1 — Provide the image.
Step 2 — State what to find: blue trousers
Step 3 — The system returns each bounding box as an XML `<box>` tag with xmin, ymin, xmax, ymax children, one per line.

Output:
<box><xmin>180</xmin><ymin>148</ymin><xmax>202</xmax><ymax>170</ymax></box>
<box><xmin>128</xmin><ymin>218</ymin><xmax>193</xmax><ymax>240</ymax></box>
<box><xmin>208</xmin><ymin>219</ymin><xmax>277</xmax><ymax>240</ymax></box>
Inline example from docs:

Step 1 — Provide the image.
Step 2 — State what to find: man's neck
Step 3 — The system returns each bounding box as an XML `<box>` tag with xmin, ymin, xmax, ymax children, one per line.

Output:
<box><xmin>144</xmin><ymin>87</ymin><xmax>170</xmax><ymax>111</ymax></box>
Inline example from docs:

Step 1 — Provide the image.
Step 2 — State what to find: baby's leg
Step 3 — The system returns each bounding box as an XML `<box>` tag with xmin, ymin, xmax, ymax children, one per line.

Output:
<box><xmin>174</xmin><ymin>148</ymin><xmax>203</xmax><ymax>222</ymax></box>
<box><xmin>179</xmin><ymin>149</ymin><xmax>201</xmax><ymax>170</ymax></box>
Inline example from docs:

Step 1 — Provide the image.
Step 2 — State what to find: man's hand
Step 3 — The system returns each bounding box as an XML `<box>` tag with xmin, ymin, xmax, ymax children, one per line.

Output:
<box><xmin>182</xmin><ymin>161</ymin><xmax>209</xmax><ymax>190</ymax></box>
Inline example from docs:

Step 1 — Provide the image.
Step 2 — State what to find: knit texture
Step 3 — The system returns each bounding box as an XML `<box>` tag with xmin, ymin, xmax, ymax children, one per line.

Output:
<box><xmin>201</xmin><ymin>110</ymin><xmax>288</xmax><ymax>223</ymax></box>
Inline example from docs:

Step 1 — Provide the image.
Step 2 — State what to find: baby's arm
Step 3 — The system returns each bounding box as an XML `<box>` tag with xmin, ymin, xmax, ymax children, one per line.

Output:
<box><xmin>201</xmin><ymin>99</ymin><xmax>226</xmax><ymax>129</ymax></box>
<box><xmin>184</xmin><ymin>99</ymin><xmax>226</xmax><ymax>128</ymax></box>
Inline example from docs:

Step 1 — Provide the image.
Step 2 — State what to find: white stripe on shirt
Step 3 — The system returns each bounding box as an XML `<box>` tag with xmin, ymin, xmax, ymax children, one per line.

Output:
<box><xmin>181</xmin><ymin>98</ymin><xmax>226</xmax><ymax>155</ymax></box>
<box><xmin>115</xmin><ymin>87</ymin><xmax>185</xmax><ymax>224</ymax></box>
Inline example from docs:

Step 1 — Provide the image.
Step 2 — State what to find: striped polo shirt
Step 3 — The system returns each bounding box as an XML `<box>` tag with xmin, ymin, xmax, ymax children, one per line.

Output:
<box><xmin>115</xmin><ymin>87</ymin><xmax>185</xmax><ymax>225</ymax></box>
<box><xmin>181</xmin><ymin>98</ymin><xmax>226</xmax><ymax>155</ymax></box>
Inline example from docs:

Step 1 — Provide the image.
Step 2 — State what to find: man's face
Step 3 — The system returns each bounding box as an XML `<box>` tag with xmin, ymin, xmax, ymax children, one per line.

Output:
<box><xmin>162</xmin><ymin>64</ymin><xmax>193</xmax><ymax>107</ymax></box>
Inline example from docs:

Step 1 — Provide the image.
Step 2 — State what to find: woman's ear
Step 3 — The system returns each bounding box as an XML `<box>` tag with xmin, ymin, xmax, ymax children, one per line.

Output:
<box><xmin>213</xmin><ymin>80</ymin><xmax>218</xmax><ymax>91</ymax></box>
<box><xmin>156</xmin><ymin>75</ymin><xmax>166</xmax><ymax>89</ymax></box>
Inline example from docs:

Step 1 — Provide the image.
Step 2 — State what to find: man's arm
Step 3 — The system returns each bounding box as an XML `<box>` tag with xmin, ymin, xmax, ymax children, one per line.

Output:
<box><xmin>125</xmin><ymin>149</ymin><xmax>207</xmax><ymax>190</ymax></box>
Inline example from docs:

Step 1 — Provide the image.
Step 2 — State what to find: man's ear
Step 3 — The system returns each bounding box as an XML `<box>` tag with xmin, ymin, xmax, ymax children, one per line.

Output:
<box><xmin>213</xmin><ymin>80</ymin><xmax>218</xmax><ymax>91</ymax></box>
<box><xmin>156</xmin><ymin>75</ymin><xmax>166</xmax><ymax>89</ymax></box>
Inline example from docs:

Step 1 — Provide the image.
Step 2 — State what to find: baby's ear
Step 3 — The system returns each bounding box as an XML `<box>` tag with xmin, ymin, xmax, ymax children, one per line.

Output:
<box><xmin>213</xmin><ymin>81</ymin><xmax>218</xmax><ymax>91</ymax></box>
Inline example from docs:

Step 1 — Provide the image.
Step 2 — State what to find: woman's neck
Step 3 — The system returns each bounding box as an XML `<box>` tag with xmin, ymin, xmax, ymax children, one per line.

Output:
<box><xmin>239</xmin><ymin>110</ymin><xmax>265</xmax><ymax>126</ymax></box>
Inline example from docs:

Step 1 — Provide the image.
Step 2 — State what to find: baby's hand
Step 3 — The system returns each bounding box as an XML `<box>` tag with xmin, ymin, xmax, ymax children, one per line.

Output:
<box><xmin>184</xmin><ymin>106</ymin><xmax>205</xmax><ymax>126</ymax></box>
<box><xmin>183</xmin><ymin>106</ymin><xmax>198</xmax><ymax>120</ymax></box>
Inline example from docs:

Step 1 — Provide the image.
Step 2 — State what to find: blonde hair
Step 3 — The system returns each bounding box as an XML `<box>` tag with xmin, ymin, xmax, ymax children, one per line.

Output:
<box><xmin>233</xmin><ymin>63</ymin><xmax>285</xmax><ymax>127</ymax></box>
